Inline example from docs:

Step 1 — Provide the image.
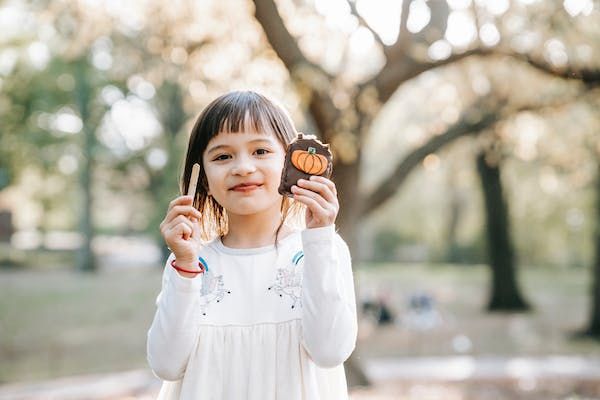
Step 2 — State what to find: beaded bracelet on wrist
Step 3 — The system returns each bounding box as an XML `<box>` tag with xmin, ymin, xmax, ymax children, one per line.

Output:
<box><xmin>170</xmin><ymin>258</ymin><xmax>207</xmax><ymax>275</ymax></box>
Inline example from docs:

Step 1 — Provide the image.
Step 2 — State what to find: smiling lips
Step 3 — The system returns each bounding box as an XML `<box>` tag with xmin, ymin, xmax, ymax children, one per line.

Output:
<box><xmin>230</xmin><ymin>183</ymin><xmax>263</xmax><ymax>192</ymax></box>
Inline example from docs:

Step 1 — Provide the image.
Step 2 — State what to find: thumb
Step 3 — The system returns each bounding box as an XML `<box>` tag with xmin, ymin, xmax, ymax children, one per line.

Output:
<box><xmin>190</xmin><ymin>216</ymin><xmax>202</xmax><ymax>238</ymax></box>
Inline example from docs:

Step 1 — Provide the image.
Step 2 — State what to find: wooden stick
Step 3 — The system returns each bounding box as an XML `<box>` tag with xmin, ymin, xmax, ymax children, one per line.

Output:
<box><xmin>187</xmin><ymin>163</ymin><xmax>200</xmax><ymax>197</ymax></box>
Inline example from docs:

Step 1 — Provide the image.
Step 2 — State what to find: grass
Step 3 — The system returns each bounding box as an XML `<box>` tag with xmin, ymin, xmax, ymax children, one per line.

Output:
<box><xmin>355</xmin><ymin>263</ymin><xmax>600</xmax><ymax>358</ymax></box>
<box><xmin>0</xmin><ymin>261</ymin><xmax>599</xmax><ymax>384</ymax></box>
<box><xmin>0</xmin><ymin>267</ymin><xmax>161</xmax><ymax>384</ymax></box>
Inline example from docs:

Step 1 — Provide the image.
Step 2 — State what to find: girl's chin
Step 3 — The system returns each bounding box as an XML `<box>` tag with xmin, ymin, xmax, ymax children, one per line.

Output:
<box><xmin>223</xmin><ymin>200</ymin><xmax>282</xmax><ymax>216</ymax></box>
<box><xmin>227</xmin><ymin>209</ymin><xmax>269</xmax><ymax>217</ymax></box>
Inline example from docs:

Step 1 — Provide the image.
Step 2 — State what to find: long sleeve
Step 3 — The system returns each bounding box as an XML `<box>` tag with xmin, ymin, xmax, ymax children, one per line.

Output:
<box><xmin>146</xmin><ymin>253</ymin><xmax>203</xmax><ymax>381</ymax></box>
<box><xmin>300</xmin><ymin>225</ymin><xmax>358</xmax><ymax>368</ymax></box>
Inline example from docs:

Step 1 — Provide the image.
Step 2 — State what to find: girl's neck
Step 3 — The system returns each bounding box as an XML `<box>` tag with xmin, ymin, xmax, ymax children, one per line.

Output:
<box><xmin>221</xmin><ymin>208</ymin><xmax>294</xmax><ymax>249</ymax></box>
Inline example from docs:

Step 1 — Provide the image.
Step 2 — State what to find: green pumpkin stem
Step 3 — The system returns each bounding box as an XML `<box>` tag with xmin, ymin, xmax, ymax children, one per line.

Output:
<box><xmin>308</xmin><ymin>147</ymin><xmax>316</xmax><ymax>154</ymax></box>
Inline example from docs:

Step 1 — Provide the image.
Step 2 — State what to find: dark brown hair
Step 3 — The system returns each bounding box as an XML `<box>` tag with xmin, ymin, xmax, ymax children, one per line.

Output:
<box><xmin>180</xmin><ymin>90</ymin><xmax>304</xmax><ymax>244</ymax></box>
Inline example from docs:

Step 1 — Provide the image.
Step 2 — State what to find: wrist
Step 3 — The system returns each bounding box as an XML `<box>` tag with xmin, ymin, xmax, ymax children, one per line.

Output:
<box><xmin>170</xmin><ymin>258</ymin><xmax>206</xmax><ymax>278</ymax></box>
<box><xmin>306</xmin><ymin>223</ymin><xmax>334</xmax><ymax>229</ymax></box>
<box><xmin>172</xmin><ymin>254</ymin><xmax>197</xmax><ymax>268</ymax></box>
<box><xmin>302</xmin><ymin>224</ymin><xmax>335</xmax><ymax>244</ymax></box>
<box><xmin>177</xmin><ymin>270</ymin><xmax>200</xmax><ymax>278</ymax></box>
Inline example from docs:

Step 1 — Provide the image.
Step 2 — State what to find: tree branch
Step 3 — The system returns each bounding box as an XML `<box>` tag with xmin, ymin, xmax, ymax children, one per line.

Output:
<box><xmin>470</xmin><ymin>1</ymin><xmax>482</xmax><ymax>46</ymax></box>
<box><xmin>252</xmin><ymin>0</ymin><xmax>332</xmax><ymax>80</ymax></box>
<box><xmin>252</xmin><ymin>0</ymin><xmax>340</xmax><ymax>137</ymax></box>
<box><xmin>504</xmin><ymin>51</ymin><xmax>600</xmax><ymax>87</ymax></box>
<box><xmin>359</xmin><ymin>91</ymin><xmax>590</xmax><ymax>216</ymax></box>
<box><xmin>384</xmin><ymin>0</ymin><xmax>412</xmax><ymax>61</ymax></box>
<box><xmin>367</xmin><ymin>47</ymin><xmax>492</xmax><ymax>104</ymax></box>
<box><xmin>359</xmin><ymin>100</ymin><xmax>500</xmax><ymax>215</ymax></box>
<box><xmin>347</xmin><ymin>0</ymin><xmax>385</xmax><ymax>49</ymax></box>
<box><xmin>366</xmin><ymin>45</ymin><xmax>599</xmax><ymax>106</ymax></box>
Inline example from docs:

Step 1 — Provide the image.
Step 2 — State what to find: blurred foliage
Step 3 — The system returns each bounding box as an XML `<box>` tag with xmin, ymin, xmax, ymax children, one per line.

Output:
<box><xmin>0</xmin><ymin>0</ymin><xmax>598</xmax><ymax>268</ymax></box>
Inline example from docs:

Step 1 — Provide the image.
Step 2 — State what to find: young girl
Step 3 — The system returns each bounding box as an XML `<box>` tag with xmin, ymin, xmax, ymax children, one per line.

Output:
<box><xmin>146</xmin><ymin>90</ymin><xmax>357</xmax><ymax>399</ymax></box>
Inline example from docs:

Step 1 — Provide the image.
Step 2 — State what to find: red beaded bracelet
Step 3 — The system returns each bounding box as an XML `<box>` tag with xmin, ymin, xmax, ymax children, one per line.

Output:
<box><xmin>170</xmin><ymin>259</ymin><xmax>206</xmax><ymax>275</ymax></box>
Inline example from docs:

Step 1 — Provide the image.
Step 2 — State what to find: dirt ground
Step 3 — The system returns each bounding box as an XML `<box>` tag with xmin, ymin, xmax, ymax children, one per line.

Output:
<box><xmin>116</xmin><ymin>378</ymin><xmax>600</xmax><ymax>400</ymax></box>
<box><xmin>2</xmin><ymin>370</ymin><xmax>599</xmax><ymax>400</ymax></box>
<box><xmin>349</xmin><ymin>378</ymin><xmax>600</xmax><ymax>400</ymax></box>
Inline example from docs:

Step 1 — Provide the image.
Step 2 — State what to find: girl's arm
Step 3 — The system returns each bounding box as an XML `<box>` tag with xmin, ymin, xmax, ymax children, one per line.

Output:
<box><xmin>146</xmin><ymin>253</ymin><xmax>203</xmax><ymax>381</ymax></box>
<box><xmin>300</xmin><ymin>225</ymin><xmax>358</xmax><ymax>368</ymax></box>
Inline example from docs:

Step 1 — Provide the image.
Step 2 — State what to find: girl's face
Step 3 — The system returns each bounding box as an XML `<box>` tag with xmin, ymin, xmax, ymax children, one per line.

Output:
<box><xmin>202</xmin><ymin>130</ymin><xmax>286</xmax><ymax>217</ymax></box>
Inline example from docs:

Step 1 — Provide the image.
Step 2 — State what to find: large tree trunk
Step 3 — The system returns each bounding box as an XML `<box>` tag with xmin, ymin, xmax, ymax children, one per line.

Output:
<box><xmin>476</xmin><ymin>151</ymin><xmax>530</xmax><ymax>311</ymax></box>
<box><xmin>333</xmin><ymin>157</ymin><xmax>371</xmax><ymax>387</ymax></box>
<box><xmin>328</xmin><ymin>162</ymin><xmax>372</xmax><ymax>386</ymax></box>
<box><xmin>334</xmin><ymin>158</ymin><xmax>362</xmax><ymax>257</ymax></box>
<box><xmin>444</xmin><ymin>165</ymin><xmax>466</xmax><ymax>263</ymax></box>
<box><xmin>74</xmin><ymin>58</ymin><xmax>96</xmax><ymax>272</ymax></box>
<box><xmin>584</xmin><ymin>164</ymin><xmax>600</xmax><ymax>337</ymax></box>
<box><xmin>150</xmin><ymin>81</ymin><xmax>189</xmax><ymax>263</ymax></box>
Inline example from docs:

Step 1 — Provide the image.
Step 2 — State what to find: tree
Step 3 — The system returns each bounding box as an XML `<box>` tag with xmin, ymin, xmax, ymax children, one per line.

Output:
<box><xmin>149</xmin><ymin>80</ymin><xmax>190</xmax><ymax>261</ymax></box>
<box><xmin>73</xmin><ymin>56</ymin><xmax>99</xmax><ymax>272</ymax></box>
<box><xmin>585</xmin><ymin>162</ymin><xmax>600</xmax><ymax>337</ymax></box>
<box><xmin>251</xmin><ymin>0</ymin><xmax>599</xmax><ymax>385</ymax></box>
<box><xmin>476</xmin><ymin>146</ymin><xmax>530</xmax><ymax>310</ymax></box>
<box><xmin>252</xmin><ymin>0</ymin><xmax>598</xmax><ymax>250</ymax></box>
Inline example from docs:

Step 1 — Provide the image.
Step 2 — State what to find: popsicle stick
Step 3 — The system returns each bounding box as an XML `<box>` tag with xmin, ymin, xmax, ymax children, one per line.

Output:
<box><xmin>187</xmin><ymin>163</ymin><xmax>200</xmax><ymax>197</ymax></box>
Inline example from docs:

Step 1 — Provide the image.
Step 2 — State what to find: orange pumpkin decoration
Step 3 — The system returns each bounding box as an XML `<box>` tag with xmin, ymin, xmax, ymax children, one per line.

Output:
<box><xmin>291</xmin><ymin>146</ymin><xmax>329</xmax><ymax>175</ymax></box>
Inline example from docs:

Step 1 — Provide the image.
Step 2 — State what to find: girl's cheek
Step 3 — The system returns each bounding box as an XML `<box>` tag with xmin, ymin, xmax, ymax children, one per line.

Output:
<box><xmin>204</xmin><ymin>169</ymin><xmax>220</xmax><ymax>186</ymax></box>
<box><xmin>271</xmin><ymin>154</ymin><xmax>285</xmax><ymax>168</ymax></box>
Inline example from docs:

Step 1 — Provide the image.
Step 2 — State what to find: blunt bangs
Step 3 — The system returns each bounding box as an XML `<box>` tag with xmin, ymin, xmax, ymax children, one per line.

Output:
<box><xmin>201</xmin><ymin>91</ymin><xmax>295</xmax><ymax>142</ymax></box>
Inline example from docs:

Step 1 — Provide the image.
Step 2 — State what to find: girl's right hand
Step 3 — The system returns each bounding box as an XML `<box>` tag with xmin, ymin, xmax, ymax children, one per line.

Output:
<box><xmin>159</xmin><ymin>195</ymin><xmax>203</xmax><ymax>268</ymax></box>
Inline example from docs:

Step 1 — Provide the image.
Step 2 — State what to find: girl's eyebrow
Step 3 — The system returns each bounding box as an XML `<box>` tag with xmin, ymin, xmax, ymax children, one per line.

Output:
<box><xmin>206</xmin><ymin>138</ymin><xmax>275</xmax><ymax>154</ymax></box>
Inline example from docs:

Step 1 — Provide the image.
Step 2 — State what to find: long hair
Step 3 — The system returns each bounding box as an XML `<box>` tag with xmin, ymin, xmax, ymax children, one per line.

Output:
<box><xmin>180</xmin><ymin>90</ymin><xmax>305</xmax><ymax>244</ymax></box>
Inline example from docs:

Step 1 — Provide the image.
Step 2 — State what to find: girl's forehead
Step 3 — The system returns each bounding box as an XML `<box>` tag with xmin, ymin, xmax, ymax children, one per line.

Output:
<box><xmin>205</xmin><ymin>130</ymin><xmax>284</xmax><ymax>153</ymax></box>
<box><xmin>211</xmin><ymin>130</ymin><xmax>276</xmax><ymax>144</ymax></box>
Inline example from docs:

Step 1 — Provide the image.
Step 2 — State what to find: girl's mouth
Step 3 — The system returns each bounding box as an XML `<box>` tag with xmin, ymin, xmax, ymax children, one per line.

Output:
<box><xmin>231</xmin><ymin>184</ymin><xmax>262</xmax><ymax>192</ymax></box>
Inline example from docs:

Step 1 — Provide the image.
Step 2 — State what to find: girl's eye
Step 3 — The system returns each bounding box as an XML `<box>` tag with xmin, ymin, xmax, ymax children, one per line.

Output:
<box><xmin>214</xmin><ymin>154</ymin><xmax>230</xmax><ymax>161</ymax></box>
<box><xmin>255</xmin><ymin>148</ymin><xmax>270</xmax><ymax>155</ymax></box>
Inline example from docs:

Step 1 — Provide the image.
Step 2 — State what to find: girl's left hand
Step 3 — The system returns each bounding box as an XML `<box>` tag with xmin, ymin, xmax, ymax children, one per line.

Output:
<box><xmin>291</xmin><ymin>176</ymin><xmax>339</xmax><ymax>229</ymax></box>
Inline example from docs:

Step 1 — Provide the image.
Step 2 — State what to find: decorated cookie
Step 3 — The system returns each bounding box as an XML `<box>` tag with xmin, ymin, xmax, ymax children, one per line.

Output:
<box><xmin>278</xmin><ymin>133</ymin><xmax>333</xmax><ymax>197</ymax></box>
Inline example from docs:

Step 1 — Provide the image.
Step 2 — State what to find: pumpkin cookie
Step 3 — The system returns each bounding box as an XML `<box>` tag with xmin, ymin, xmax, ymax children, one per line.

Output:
<box><xmin>278</xmin><ymin>133</ymin><xmax>333</xmax><ymax>198</ymax></box>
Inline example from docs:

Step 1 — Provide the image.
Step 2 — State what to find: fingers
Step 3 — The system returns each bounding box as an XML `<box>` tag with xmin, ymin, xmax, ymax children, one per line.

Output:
<box><xmin>293</xmin><ymin>192</ymin><xmax>337</xmax><ymax>227</ymax></box>
<box><xmin>160</xmin><ymin>196</ymin><xmax>202</xmax><ymax>259</ymax></box>
<box><xmin>190</xmin><ymin>215</ymin><xmax>202</xmax><ymax>236</ymax></box>
<box><xmin>163</xmin><ymin>215</ymin><xmax>194</xmax><ymax>235</ymax></box>
<box><xmin>172</xmin><ymin>220</ymin><xmax>193</xmax><ymax>240</ymax></box>
<box><xmin>165</xmin><ymin>205</ymin><xmax>202</xmax><ymax>224</ymax></box>
<box><xmin>168</xmin><ymin>195</ymin><xmax>193</xmax><ymax>209</ymax></box>
<box><xmin>311</xmin><ymin>175</ymin><xmax>337</xmax><ymax>196</ymax></box>
<box><xmin>160</xmin><ymin>195</ymin><xmax>202</xmax><ymax>231</ymax></box>
<box><xmin>292</xmin><ymin>186</ymin><xmax>331</xmax><ymax>210</ymax></box>
<box><xmin>291</xmin><ymin>176</ymin><xmax>339</xmax><ymax>226</ymax></box>
<box><xmin>298</xmin><ymin>176</ymin><xmax>338</xmax><ymax>204</ymax></box>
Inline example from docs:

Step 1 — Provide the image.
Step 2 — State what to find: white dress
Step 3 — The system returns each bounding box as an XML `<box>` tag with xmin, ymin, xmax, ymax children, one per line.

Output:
<box><xmin>146</xmin><ymin>225</ymin><xmax>357</xmax><ymax>399</ymax></box>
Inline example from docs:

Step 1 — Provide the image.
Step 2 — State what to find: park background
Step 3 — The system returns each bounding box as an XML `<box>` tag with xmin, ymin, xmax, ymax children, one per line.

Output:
<box><xmin>1</xmin><ymin>0</ymin><xmax>599</xmax><ymax>398</ymax></box>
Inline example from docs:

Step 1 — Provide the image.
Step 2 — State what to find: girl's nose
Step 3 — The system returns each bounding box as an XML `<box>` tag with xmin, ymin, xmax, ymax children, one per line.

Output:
<box><xmin>231</xmin><ymin>156</ymin><xmax>257</xmax><ymax>176</ymax></box>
